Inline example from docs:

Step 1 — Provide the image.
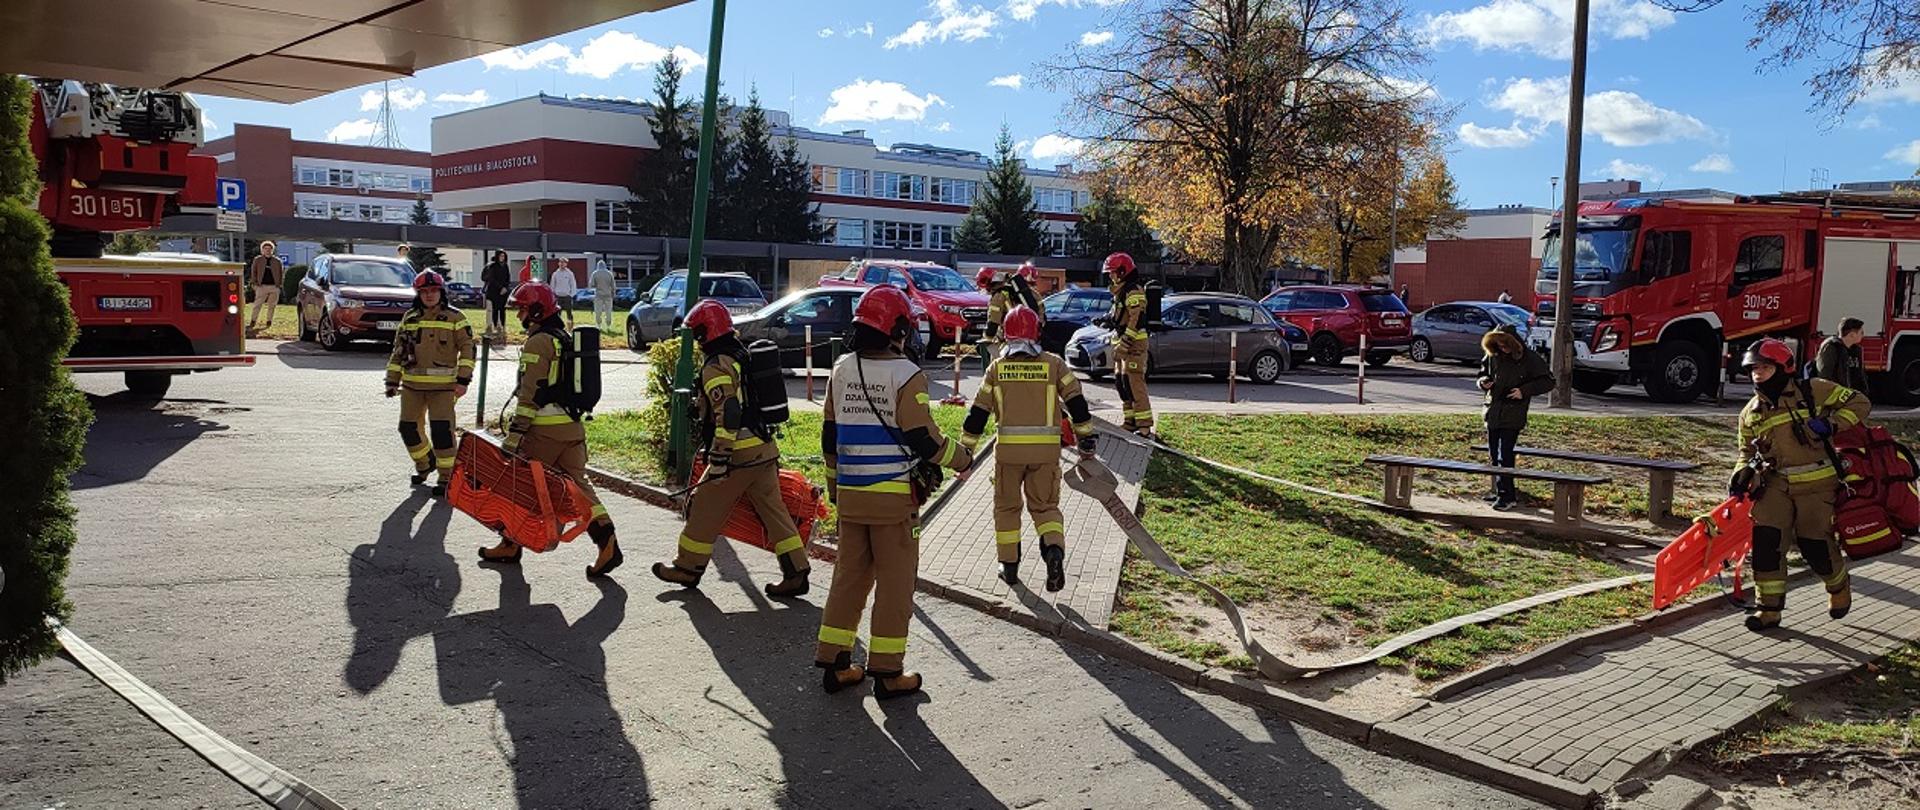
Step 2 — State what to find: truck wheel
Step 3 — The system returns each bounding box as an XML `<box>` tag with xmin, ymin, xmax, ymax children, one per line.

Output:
<box><xmin>1882</xmin><ymin>350</ymin><xmax>1920</xmax><ymax>406</ymax></box>
<box><xmin>125</xmin><ymin>371</ymin><xmax>172</xmax><ymax>400</ymax></box>
<box><xmin>1571</xmin><ymin>370</ymin><xmax>1617</xmax><ymax>396</ymax></box>
<box><xmin>1311</xmin><ymin>334</ymin><xmax>1344</xmax><ymax>366</ymax></box>
<box><xmin>1643</xmin><ymin>341</ymin><xmax>1711</xmax><ymax>403</ymax></box>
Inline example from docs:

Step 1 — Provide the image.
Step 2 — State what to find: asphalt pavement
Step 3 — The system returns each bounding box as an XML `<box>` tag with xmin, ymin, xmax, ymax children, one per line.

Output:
<box><xmin>0</xmin><ymin>348</ymin><xmax>1548</xmax><ymax>808</ymax></box>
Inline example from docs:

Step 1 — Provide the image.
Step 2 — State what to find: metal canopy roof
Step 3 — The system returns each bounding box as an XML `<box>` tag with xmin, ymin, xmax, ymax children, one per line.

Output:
<box><xmin>0</xmin><ymin>0</ymin><xmax>692</xmax><ymax>102</ymax></box>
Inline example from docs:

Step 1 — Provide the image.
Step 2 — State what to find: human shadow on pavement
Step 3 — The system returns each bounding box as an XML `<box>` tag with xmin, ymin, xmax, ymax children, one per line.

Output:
<box><xmin>72</xmin><ymin>399</ymin><xmax>229</xmax><ymax>490</ymax></box>
<box><xmin>660</xmin><ymin>545</ymin><xmax>1005</xmax><ymax>809</ymax></box>
<box><xmin>1051</xmin><ymin>633</ymin><xmax>1385</xmax><ymax>809</ymax></box>
<box><xmin>344</xmin><ymin>491</ymin><xmax>459</xmax><ymax>694</ymax></box>
<box><xmin>434</xmin><ymin>568</ymin><xmax>647</xmax><ymax>809</ymax></box>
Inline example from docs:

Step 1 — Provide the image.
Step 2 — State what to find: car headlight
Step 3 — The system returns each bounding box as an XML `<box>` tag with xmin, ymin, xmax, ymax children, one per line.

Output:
<box><xmin>939</xmin><ymin>304</ymin><xmax>963</xmax><ymax>314</ymax></box>
<box><xmin>1594</xmin><ymin>328</ymin><xmax>1621</xmax><ymax>352</ymax></box>
<box><xmin>336</xmin><ymin>298</ymin><xmax>364</xmax><ymax>309</ymax></box>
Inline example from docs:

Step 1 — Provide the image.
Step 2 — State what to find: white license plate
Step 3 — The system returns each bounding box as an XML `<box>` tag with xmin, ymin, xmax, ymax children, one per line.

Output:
<box><xmin>99</xmin><ymin>296</ymin><xmax>153</xmax><ymax>312</ymax></box>
<box><xmin>375</xmin><ymin>321</ymin><xmax>398</xmax><ymax>330</ymax></box>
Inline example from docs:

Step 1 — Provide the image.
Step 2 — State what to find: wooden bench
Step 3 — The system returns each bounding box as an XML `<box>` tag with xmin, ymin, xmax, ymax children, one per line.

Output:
<box><xmin>1364</xmin><ymin>454</ymin><xmax>1611</xmax><ymax>526</ymax></box>
<box><xmin>1470</xmin><ymin>445</ymin><xmax>1701</xmax><ymax>520</ymax></box>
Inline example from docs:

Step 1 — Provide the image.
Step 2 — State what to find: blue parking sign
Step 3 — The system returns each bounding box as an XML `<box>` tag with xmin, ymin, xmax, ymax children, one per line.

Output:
<box><xmin>216</xmin><ymin>178</ymin><xmax>247</xmax><ymax>212</ymax></box>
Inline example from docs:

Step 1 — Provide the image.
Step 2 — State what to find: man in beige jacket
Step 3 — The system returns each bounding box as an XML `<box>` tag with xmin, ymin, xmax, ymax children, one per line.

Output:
<box><xmin>247</xmin><ymin>240</ymin><xmax>284</xmax><ymax>333</ymax></box>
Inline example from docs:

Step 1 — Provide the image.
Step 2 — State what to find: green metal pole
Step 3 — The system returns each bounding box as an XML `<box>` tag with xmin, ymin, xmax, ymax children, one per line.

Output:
<box><xmin>668</xmin><ymin>0</ymin><xmax>729</xmax><ymax>485</ymax></box>
<box><xmin>474</xmin><ymin>334</ymin><xmax>490</xmax><ymax>429</ymax></box>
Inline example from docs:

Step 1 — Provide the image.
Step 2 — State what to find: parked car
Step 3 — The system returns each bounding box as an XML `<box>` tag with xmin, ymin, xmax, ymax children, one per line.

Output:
<box><xmin>1409</xmin><ymin>301</ymin><xmax>1534</xmax><ymax>364</ymax></box>
<box><xmin>295</xmin><ymin>254</ymin><xmax>417</xmax><ymax>351</ymax></box>
<box><xmin>444</xmin><ymin>281</ymin><xmax>484</xmax><ymax>307</ymax></box>
<box><xmin>572</xmin><ymin>289</ymin><xmax>596</xmax><ymax>309</ymax></box>
<box><xmin>613</xmin><ymin>286</ymin><xmax>640</xmax><ymax>308</ymax></box>
<box><xmin>626</xmin><ymin>270</ymin><xmax>769</xmax><ymax>346</ymax></box>
<box><xmin>818</xmin><ymin>259</ymin><xmax>987</xmax><ymax>357</ymax></box>
<box><xmin>1260</xmin><ymin>285</ymin><xmax>1411</xmax><ymax>367</ymax></box>
<box><xmin>1040</xmin><ymin>287</ymin><xmax>1112</xmax><ymax>354</ymax></box>
<box><xmin>731</xmin><ymin>287</ymin><xmax>928</xmax><ymax>366</ymax></box>
<box><xmin>1065</xmin><ymin>293</ymin><xmax>1293</xmax><ymax>384</ymax></box>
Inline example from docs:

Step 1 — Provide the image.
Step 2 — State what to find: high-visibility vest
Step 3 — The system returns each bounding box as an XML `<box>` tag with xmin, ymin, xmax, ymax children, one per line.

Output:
<box><xmin>829</xmin><ymin>353</ymin><xmax>923</xmax><ymax>496</ymax></box>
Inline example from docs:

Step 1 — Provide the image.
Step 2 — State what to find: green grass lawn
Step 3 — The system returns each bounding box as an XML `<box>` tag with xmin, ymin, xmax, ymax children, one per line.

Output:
<box><xmin>1712</xmin><ymin>644</ymin><xmax>1920</xmax><ymax>761</ymax></box>
<box><xmin>584</xmin><ymin>404</ymin><xmax>980</xmax><ymax>532</ymax></box>
<box><xmin>1118</xmin><ymin>451</ymin><xmax>1645</xmax><ymax>679</ymax></box>
<box><xmin>249</xmin><ymin>303</ymin><xmax>627</xmax><ymax>348</ymax></box>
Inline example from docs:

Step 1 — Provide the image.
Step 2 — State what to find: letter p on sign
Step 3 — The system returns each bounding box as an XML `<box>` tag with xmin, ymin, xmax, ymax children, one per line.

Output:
<box><xmin>216</xmin><ymin>178</ymin><xmax>247</xmax><ymax>212</ymax></box>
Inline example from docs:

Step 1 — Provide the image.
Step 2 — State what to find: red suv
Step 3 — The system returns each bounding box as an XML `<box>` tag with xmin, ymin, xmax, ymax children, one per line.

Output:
<box><xmin>818</xmin><ymin>259</ymin><xmax>987</xmax><ymax>357</ymax></box>
<box><xmin>1260</xmin><ymin>285</ymin><xmax>1411</xmax><ymax>367</ymax></box>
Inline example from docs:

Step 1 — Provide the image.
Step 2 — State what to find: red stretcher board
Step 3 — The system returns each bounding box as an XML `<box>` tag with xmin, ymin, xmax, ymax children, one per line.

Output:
<box><xmin>448</xmin><ymin>432</ymin><xmax>599</xmax><ymax>553</ymax></box>
<box><xmin>690</xmin><ymin>460</ymin><xmax>829</xmax><ymax>553</ymax></box>
<box><xmin>1652</xmin><ymin>496</ymin><xmax>1753</xmax><ymax>611</ymax></box>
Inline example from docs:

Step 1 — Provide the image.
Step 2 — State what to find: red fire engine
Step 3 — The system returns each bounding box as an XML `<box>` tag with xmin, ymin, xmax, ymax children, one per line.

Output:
<box><xmin>27</xmin><ymin>78</ymin><xmax>252</xmax><ymax>398</ymax></box>
<box><xmin>1532</xmin><ymin>193</ymin><xmax>1920</xmax><ymax>404</ymax></box>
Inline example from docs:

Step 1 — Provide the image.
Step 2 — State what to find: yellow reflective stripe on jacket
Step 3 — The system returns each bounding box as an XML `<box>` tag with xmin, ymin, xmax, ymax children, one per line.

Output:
<box><xmin>732</xmin><ymin>434</ymin><xmax>765</xmax><ymax>450</ymax></box>
<box><xmin>939</xmin><ymin>440</ymin><xmax>960</xmax><ymax>465</ymax></box>
<box><xmin>515</xmin><ymin>405</ymin><xmax>537</xmax><ymax>418</ymax></box>
<box><xmin>1824</xmin><ymin>386</ymin><xmax>1856</xmax><ymax>407</ymax></box>
<box><xmin>999</xmin><ymin>426</ymin><xmax>1060</xmax><ymax>444</ymax></box>
<box><xmin>386</xmin><ymin>363</ymin><xmax>403</xmax><ymax>373</ymax></box>
<box><xmin>818</xmin><ymin>625</ymin><xmax>857</xmax><ymax>647</ymax></box>
<box><xmin>1743</xmin><ymin>413</ymin><xmax>1794</xmax><ymax>434</ymax></box>
<box><xmin>1834</xmin><ymin>407</ymin><xmax>1863</xmax><ymax>426</ymax></box>
<box><xmin>843</xmin><ymin>480</ymin><xmax>912</xmax><ymax>495</ymax></box>
<box><xmin>704</xmin><ymin>375</ymin><xmax>734</xmax><ymax>392</ymax></box>
<box><xmin>1781</xmin><ymin>462</ymin><xmax>1836</xmax><ymax>483</ymax></box>
<box><xmin>458</xmin><ymin>358</ymin><xmax>475</xmax><ymax>368</ymax></box>
<box><xmin>404</xmin><ymin>320</ymin><xmax>461</xmax><ymax>331</ymax></box>
<box><xmin>530</xmin><ymin>414</ymin><xmax>575</xmax><ymax>425</ymax></box>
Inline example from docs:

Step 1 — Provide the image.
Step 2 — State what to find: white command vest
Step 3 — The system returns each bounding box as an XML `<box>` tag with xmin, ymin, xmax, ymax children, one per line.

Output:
<box><xmin>830</xmin><ymin>353</ymin><xmax>923</xmax><ymax>493</ymax></box>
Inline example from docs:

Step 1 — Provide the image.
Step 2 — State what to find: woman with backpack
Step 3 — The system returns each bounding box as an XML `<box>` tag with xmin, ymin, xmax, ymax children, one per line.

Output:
<box><xmin>1476</xmin><ymin>326</ymin><xmax>1554</xmax><ymax>512</ymax></box>
<box><xmin>478</xmin><ymin>281</ymin><xmax>623</xmax><ymax>578</ymax></box>
<box><xmin>651</xmin><ymin>299</ymin><xmax>812</xmax><ymax>598</ymax></box>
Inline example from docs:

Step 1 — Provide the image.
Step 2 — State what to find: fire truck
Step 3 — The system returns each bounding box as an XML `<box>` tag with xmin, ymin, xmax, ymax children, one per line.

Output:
<box><xmin>1532</xmin><ymin>193</ymin><xmax>1920</xmax><ymax>404</ymax></box>
<box><xmin>28</xmin><ymin>78</ymin><xmax>252</xmax><ymax>398</ymax></box>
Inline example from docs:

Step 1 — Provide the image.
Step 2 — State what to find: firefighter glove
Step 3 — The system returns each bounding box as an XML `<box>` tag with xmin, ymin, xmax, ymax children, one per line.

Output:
<box><xmin>1079</xmin><ymin>433</ymin><xmax>1098</xmax><ymax>459</ymax></box>
<box><xmin>1808</xmin><ymin>416</ymin><xmax>1833</xmax><ymax>438</ymax></box>
<box><xmin>1729</xmin><ymin>467</ymin><xmax>1756</xmax><ymax>497</ymax></box>
<box><xmin>385</xmin><ymin>384</ymin><xmax>398</xmax><ymax>398</ymax></box>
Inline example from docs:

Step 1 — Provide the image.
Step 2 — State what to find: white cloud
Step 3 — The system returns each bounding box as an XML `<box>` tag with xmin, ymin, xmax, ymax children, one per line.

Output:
<box><xmin>932</xmin><ymin>121</ymin><xmax>954</xmax><ymax>132</ymax></box>
<box><xmin>819</xmin><ymin>80</ymin><xmax>948</xmax><ymax>124</ymax></box>
<box><xmin>1594</xmin><ymin>158</ymin><xmax>1663</xmax><ymax>183</ymax></box>
<box><xmin>885</xmin><ymin>1</ymin><xmax>997</xmax><ymax>49</ymax></box>
<box><xmin>1030</xmin><ymin>133</ymin><xmax>1086</xmax><ymax>162</ymax></box>
<box><xmin>359</xmin><ymin>86</ymin><xmax>425</xmax><ymax>112</ymax></box>
<box><xmin>1458</xmin><ymin>122</ymin><xmax>1535</xmax><ymax>148</ymax></box>
<box><xmin>989</xmin><ymin>73</ymin><xmax>1024</xmax><ymax>89</ymax></box>
<box><xmin>1480</xmin><ymin>77</ymin><xmax>1711</xmax><ymax>147</ymax></box>
<box><xmin>1689</xmin><ymin>153</ymin><xmax>1735</xmax><ymax>173</ymax></box>
<box><xmin>1425</xmin><ymin>0</ymin><xmax>1676</xmax><ymax>59</ymax></box>
<box><xmin>325</xmin><ymin>119</ymin><xmax>378</xmax><ymax>143</ymax></box>
<box><xmin>1885</xmin><ymin>139</ymin><xmax>1920</xmax><ymax>165</ymax></box>
<box><xmin>1007</xmin><ymin>0</ymin><xmax>1124</xmax><ymax>21</ymax></box>
<box><xmin>851</xmin><ymin>22</ymin><xmax>875</xmax><ymax>37</ymax></box>
<box><xmin>479</xmin><ymin>42</ymin><xmax>570</xmax><ymax>71</ymax></box>
<box><xmin>1080</xmin><ymin>30</ymin><xmax>1114</xmax><ymax>47</ymax></box>
<box><xmin>434</xmin><ymin>90</ymin><xmax>490</xmax><ymax>107</ymax></box>
<box><xmin>818</xmin><ymin>27</ymin><xmax>834</xmax><ymax>38</ymax></box>
<box><xmin>567</xmin><ymin>31</ymin><xmax>704</xmax><ymax>79</ymax></box>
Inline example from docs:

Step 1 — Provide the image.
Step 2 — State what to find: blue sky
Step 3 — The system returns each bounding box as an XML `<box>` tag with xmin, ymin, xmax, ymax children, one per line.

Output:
<box><xmin>192</xmin><ymin>0</ymin><xmax>1920</xmax><ymax>209</ymax></box>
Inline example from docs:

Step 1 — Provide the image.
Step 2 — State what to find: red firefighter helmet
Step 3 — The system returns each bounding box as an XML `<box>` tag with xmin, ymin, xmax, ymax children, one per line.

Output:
<box><xmin>975</xmin><ymin>266</ymin><xmax>996</xmax><ymax>288</ymax></box>
<box><xmin>412</xmin><ymin>269</ymin><xmax>445</xmax><ymax>290</ymax></box>
<box><xmin>509</xmin><ymin>281</ymin><xmax>559</xmax><ymax>323</ymax></box>
<box><xmin>1742</xmin><ymin>338</ymin><xmax>1797</xmax><ymax>372</ymax></box>
<box><xmin>684</xmin><ymin>299</ymin><xmax>735</xmax><ymax>343</ymax></box>
<box><xmin>1016</xmin><ymin>262</ymin><xmax>1038</xmax><ymax>283</ymax></box>
<box><xmin>854</xmin><ymin>284</ymin><xmax>916</xmax><ymax>338</ymax></box>
<box><xmin>1103</xmin><ymin>252</ymin><xmax>1136</xmax><ymax>280</ymax></box>
<box><xmin>1003</xmin><ymin>305</ymin><xmax>1042</xmax><ymax>342</ymax></box>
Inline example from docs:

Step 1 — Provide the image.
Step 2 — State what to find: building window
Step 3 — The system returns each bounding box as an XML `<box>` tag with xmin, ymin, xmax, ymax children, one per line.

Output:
<box><xmin>295</xmin><ymin>198</ymin><xmax>328</xmax><ymax>218</ymax></box>
<box><xmin>931</xmin><ymin>177</ymin><xmax>976</xmax><ymax>206</ymax></box>
<box><xmin>810</xmin><ymin>166</ymin><xmax>869</xmax><ymax>197</ymax></box>
<box><xmin>328</xmin><ymin>202</ymin><xmax>357</xmax><ymax>220</ymax></box>
<box><xmin>411</xmin><ymin>176</ymin><xmax>433</xmax><ymax>193</ymax></box>
<box><xmin>594</xmin><ymin>200</ymin><xmax>637</xmax><ymax>234</ymax></box>
<box><xmin>824</xmin><ymin>218</ymin><xmax>867</xmax><ymax>247</ymax></box>
<box><xmin>928</xmin><ymin>224</ymin><xmax>955</xmax><ymax>251</ymax></box>
<box><xmin>1039</xmin><ymin>230</ymin><xmax>1071</xmax><ymax>257</ymax></box>
<box><xmin>433</xmin><ymin>211</ymin><xmax>462</xmax><ymax>227</ymax></box>
<box><xmin>1035</xmin><ymin>188</ymin><xmax>1078</xmax><ymax>214</ymax></box>
<box><xmin>327</xmin><ymin>168</ymin><xmax>355</xmax><ymax>187</ymax></box>
<box><xmin>872</xmin><ymin>220</ymin><xmax>927</xmax><ymax>249</ymax></box>
<box><xmin>873</xmin><ymin>171</ymin><xmax>927</xmax><ymax>202</ymax></box>
<box><xmin>382</xmin><ymin>206</ymin><xmax>410</xmax><ymax>224</ymax></box>
<box><xmin>296</xmin><ymin>165</ymin><xmax>327</xmax><ymax>186</ymax></box>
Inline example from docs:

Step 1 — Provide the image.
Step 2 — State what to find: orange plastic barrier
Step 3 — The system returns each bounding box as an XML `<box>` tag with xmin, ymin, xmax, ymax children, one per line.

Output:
<box><xmin>689</xmin><ymin>460</ymin><xmax>828</xmax><ymax>552</ymax></box>
<box><xmin>1652</xmin><ymin>496</ymin><xmax>1753</xmax><ymax>611</ymax></box>
<box><xmin>448</xmin><ymin>432</ymin><xmax>598</xmax><ymax>553</ymax></box>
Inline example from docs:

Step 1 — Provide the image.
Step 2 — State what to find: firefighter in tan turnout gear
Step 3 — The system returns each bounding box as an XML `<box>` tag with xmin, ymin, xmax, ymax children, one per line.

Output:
<box><xmin>1102</xmin><ymin>252</ymin><xmax>1154</xmax><ymax>438</ymax></box>
<box><xmin>961</xmin><ymin>305</ymin><xmax>1095</xmax><ymax>592</ymax></box>
<box><xmin>385</xmin><ymin>270</ymin><xmax>474</xmax><ymax>497</ymax></box>
<box><xmin>478</xmin><ymin>282</ymin><xmax>623</xmax><ymax>577</ymax></box>
<box><xmin>651</xmin><ymin>299</ymin><xmax>811</xmax><ymax>597</ymax></box>
<box><xmin>1730</xmin><ymin>338</ymin><xmax>1869</xmax><ymax>632</ymax></box>
<box><xmin>816</xmin><ymin>285</ymin><xmax>974</xmax><ymax>699</ymax></box>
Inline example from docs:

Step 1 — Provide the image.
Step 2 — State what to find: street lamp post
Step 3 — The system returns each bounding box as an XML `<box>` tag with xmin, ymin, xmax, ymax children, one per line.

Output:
<box><xmin>1549</xmin><ymin>0</ymin><xmax>1590</xmax><ymax>410</ymax></box>
<box><xmin>666</xmin><ymin>0</ymin><xmax>730</xmax><ymax>483</ymax></box>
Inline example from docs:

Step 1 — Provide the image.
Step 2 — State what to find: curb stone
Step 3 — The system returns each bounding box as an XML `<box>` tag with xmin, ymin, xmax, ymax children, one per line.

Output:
<box><xmin>1372</xmin><ymin>720</ymin><xmax>1601</xmax><ymax>809</ymax></box>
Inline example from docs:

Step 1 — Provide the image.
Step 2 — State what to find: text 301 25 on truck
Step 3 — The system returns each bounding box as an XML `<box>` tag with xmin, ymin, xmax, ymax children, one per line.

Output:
<box><xmin>1532</xmin><ymin>194</ymin><xmax>1920</xmax><ymax>404</ymax></box>
<box><xmin>818</xmin><ymin>259</ymin><xmax>987</xmax><ymax>357</ymax></box>
<box><xmin>29</xmin><ymin>78</ymin><xmax>251</xmax><ymax>398</ymax></box>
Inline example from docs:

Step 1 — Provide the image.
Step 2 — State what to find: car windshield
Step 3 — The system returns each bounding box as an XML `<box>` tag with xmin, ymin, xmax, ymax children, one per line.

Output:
<box><xmin>1359</xmin><ymin>292</ymin><xmax>1408</xmax><ymax>313</ymax></box>
<box><xmin>754</xmin><ymin>288</ymin><xmax>825</xmax><ymax>317</ymax></box>
<box><xmin>1488</xmin><ymin>304</ymin><xmax>1531</xmax><ymax>326</ymax></box>
<box><xmin>909</xmin><ymin>266</ymin><xmax>972</xmax><ymax>291</ymax></box>
<box><xmin>1539</xmin><ymin>226</ymin><xmax>1637</xmax><ymax>298</ymax></box>
<box><xmin>700</xmin><ymin>277</ymin><xmax>763</xmax><ymax>299</ymax></box>
<box><xmin>332</xmin><ymin>260</ymin><xmax>413</xmax><ymax>287</ymax></box>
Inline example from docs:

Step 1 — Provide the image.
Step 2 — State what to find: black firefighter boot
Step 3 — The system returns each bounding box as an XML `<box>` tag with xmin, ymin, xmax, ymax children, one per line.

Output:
<box><xmin>585</xmin><ymin>523</ymin><xmax>624</xmax><ymax>579</ymax></box>
<box><xmin>1000</xmin><ymin>559</ymin><xmax>1020</xmax><ymax>586</ymax></box>
<box><xmin>764</xmin><ymin>553</ymin><xmax>811</xmax><ymax>598</ymax></box>
<box><xmin>651</xmin><ymin>561</ymin><xmax>704</xmax><ymax>588</ymax></box>
<box><xmin>410</xmin><ymin>470</ymin><xmax>431</xmax><ymax>488</ymax></box>
<box><xmin>869</xmin><ymin>669</ymin><xmax>924</xmax><ymax>700</ymax></box>
<box><xmin>818</xmin><ymin>651</ymin><xmax>866</xmax><ymax>694</ymax></box>
<box><xmin>1042</xmin><ymin>544</ymin><xmax>1066</xmax><ymax>593</ymax></box>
